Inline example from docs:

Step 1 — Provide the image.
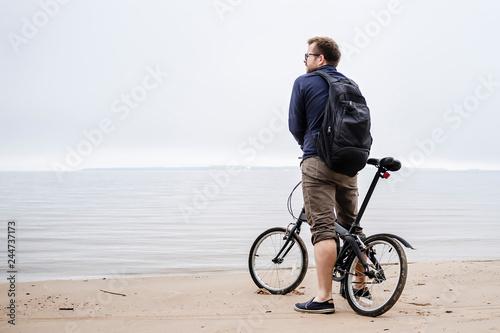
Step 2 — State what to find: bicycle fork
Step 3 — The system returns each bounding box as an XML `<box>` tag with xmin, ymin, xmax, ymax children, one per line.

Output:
<box><xmin>272</xmin><ymin>220</ymin><xmax>303</xmax><ymax>264</ymax></box>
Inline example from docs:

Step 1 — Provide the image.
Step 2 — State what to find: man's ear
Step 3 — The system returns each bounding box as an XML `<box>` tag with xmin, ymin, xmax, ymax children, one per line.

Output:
<box><xmin>319</xmin><ymin>54</ymin><xmax>327</xmax><ymax>65</ymax></box>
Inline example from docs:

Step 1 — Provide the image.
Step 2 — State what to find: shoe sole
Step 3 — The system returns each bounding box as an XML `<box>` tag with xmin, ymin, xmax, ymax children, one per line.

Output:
<box><xmin>357</xmin><ymin>296</ymin><xmax>373</xmax><ymax>306</ymax></box>
<box><xmin>293</xmin><ymin>305</ymin><xmax>335</xmax><ymax>314</ymax></box>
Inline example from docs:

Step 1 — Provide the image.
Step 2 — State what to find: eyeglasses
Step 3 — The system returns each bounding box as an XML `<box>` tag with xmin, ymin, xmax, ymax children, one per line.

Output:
<box><xmin>304</xmin><ymin>53</ymin><xmax>321</xmax><ymax>60</ymax></box>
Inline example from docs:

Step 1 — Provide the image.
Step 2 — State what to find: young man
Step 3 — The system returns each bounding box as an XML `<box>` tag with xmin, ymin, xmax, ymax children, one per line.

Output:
<box><xmin>288</xmin><ymin>36</ymin><xmax>363</xmax><ymax>314</ymax></box>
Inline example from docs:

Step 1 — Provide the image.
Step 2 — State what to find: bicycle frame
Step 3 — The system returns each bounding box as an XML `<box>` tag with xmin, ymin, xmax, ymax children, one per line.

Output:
<box><xmin>249</xmin><ymin>157</ymin><xmax>416</xmax><ymax>316</ymax></box>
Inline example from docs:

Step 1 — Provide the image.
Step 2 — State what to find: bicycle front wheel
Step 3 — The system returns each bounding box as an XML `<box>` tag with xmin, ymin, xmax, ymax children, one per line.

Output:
<box><xmin>344</xmin><ymin>235</ymin><xmax>408</xmax><ymax>317</ymax></box>
<box><xmin>248</xmin><ymin>227</ymin><xmax>308</xmax><ymax>295</ymax></box>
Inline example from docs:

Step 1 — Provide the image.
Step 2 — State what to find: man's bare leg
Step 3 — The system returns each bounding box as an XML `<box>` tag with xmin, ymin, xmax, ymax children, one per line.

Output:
<box><xmin>313</xmin><ymin>238</ymin><xmax>337</xmax><ymax>302</ymax></box>
<box><xmin>353</xmin><ymin>259</ymin><xmax>366</xmax><ymax>289</ymax></box>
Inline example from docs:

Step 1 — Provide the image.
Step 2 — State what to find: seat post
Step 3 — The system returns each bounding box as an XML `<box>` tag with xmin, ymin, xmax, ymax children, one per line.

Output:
<box><xmin>350</xmin><ymin>168</ymin><xmax>383</xmax><ymax>231</ymax></box>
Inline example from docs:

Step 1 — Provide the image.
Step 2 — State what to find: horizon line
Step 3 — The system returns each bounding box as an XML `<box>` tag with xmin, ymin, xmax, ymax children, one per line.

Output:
<box><xmin>1</xmin><ymin>166</ymin><xmax>499</xmax><ymax>172</ymax></box>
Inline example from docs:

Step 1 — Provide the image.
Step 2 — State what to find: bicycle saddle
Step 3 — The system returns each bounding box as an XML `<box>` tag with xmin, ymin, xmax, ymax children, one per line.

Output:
<box><xmin>367</xmin><ymin>157</ymin><xmax>402</xmax><ymax>171</ymax></box>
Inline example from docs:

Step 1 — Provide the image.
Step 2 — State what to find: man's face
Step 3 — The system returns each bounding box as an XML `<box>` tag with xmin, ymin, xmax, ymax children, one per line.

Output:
<box><xmin>305</xmin><ymin>43</ymin><xmax>321</xmax><ymax>73</ymax></box>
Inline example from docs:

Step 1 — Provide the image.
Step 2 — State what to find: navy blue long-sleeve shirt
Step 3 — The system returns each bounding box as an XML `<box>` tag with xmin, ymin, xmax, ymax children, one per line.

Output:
<box><xmin>288</xmin><ymin>65</ymin><xmax>347</xmax><ymax>160</ymax></box>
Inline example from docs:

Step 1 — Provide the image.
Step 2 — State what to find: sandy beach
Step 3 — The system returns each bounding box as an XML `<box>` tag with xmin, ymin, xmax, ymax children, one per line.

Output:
<box><xmin>1</xmin><ymin>260</ymin><xmax>499</xmax><ymax>332</ymax></box>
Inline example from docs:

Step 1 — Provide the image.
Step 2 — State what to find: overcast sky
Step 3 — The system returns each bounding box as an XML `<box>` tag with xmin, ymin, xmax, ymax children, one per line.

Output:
<box><xmin>1</xmin><ymin>0</ymin><xmax>499</xmax><ymax>171</ymax></box>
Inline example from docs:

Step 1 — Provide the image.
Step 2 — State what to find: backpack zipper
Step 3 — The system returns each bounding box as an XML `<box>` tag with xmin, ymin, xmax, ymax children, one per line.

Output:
<box><xmin>334</xmin><ymin>102</ymin><xmax>349</xmax><ymax>141</ymax></box>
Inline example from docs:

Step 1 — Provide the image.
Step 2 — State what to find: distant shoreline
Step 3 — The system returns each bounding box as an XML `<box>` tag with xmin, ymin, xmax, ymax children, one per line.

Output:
<box><xmin>77</xmin><ymin>167</ymin><xmax>499</xmax><ymax>172</ymax></box>
<box><xmin>1</xmin><ymin>167</ymin><xmax>499</xmax><ymax>172</ymax></box>
<box><xmin>81</xmin><ymin>166</ymin><xmax>300</xmax><ymax>171</ymax></box>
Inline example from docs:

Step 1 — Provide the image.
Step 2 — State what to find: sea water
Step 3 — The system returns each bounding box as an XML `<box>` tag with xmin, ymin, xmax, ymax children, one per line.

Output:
<box><xmin>1</xmin><ymin>167</ymin><xmax>499</xmax><ymax>282</ymax></box>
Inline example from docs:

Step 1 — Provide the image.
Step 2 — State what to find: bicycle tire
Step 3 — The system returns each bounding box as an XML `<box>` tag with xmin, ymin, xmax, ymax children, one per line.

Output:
<box><xmin>248</xmin><ymin>227</ymin><xmax>308</xmax><ymax>295</ymax></box>
<box><xmin>344</xmin><ymin>235</ymin><xmax>407</xmax><ymax>317</ymax></box>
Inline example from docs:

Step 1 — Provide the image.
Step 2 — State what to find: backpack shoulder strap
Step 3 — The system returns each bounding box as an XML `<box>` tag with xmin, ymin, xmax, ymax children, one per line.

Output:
<box><xmin>306</xmin><ymin>70</ymin><xmax>339</xmax><ymax>145</ymax></box>
<box><xmin>314</xmin><ymin>69</ymin><xmax>340</xmax><ymax>85</ymax></box>
<box><xmin>315</xmin><ymin>69</ymin><xmax>361</xmax><ymax>90</ymax></box>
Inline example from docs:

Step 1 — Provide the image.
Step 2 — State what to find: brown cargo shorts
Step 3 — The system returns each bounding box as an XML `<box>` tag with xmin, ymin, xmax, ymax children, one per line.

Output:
<box><xmin>301</xmin><ymin>156</ymin><xmax>362</xmax><ymax>245</ymax></box>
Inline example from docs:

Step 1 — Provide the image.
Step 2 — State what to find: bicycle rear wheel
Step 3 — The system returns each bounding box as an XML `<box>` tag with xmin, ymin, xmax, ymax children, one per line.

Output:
<box><xmin>344</xmin><ymin>235</ymin><xmax>407</xmax><ymax>317</ymax></box>
<box><xmin>248</xmin><ymin>227</ymin><xmax>308</xmax><ymax>295</ymax></box>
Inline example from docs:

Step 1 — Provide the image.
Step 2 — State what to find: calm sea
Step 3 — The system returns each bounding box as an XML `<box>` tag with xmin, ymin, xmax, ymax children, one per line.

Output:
<box><xmin>1</xmin><ymin>167</ymin><xmax>499</xmax><ymax>282</ymax></box>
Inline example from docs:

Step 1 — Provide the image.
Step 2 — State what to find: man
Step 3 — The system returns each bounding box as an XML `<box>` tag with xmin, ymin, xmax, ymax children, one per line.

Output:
<box><xmin>288</xmin><ymin>36</ymin><xmax>363</xmax><ymax>314</ymax></box>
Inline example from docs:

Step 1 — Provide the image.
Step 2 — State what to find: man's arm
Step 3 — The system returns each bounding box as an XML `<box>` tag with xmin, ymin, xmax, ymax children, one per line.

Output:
<box><xmin>289</xmin><ymin>78</ymin><xmax>307</xmax><ymax>148</ymax></box>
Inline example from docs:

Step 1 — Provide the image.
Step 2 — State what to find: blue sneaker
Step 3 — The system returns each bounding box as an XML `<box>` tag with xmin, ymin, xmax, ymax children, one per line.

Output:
<box><xmin>294</xmin><ymin>298</ymin><xmax>335</xmax><ymax>314</ymax></box>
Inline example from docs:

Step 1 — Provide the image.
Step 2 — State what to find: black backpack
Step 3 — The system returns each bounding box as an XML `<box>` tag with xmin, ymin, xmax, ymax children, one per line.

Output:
<box><xmin>307</xmin><ymin>70</ymin><xmax>372</xmax><ymax>177</ymax></box>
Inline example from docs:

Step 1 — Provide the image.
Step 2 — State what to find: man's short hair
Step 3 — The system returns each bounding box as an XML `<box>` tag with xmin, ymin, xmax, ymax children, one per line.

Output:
<box><xmin>307</xmin><ymin>37</ymin><xmax>341</xmax><ymax>67</ymax></box>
